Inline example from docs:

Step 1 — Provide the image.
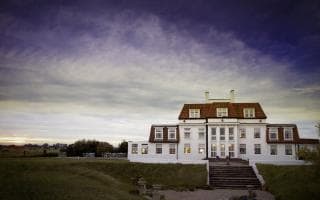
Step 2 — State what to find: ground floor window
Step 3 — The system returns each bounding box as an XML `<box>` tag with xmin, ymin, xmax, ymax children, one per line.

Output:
<box><xmin>211</xmin><ymin>144</ymin><xmax>217</xmax><ymax>157</ymax></box>
<box><xmin>141</xmin><ymin>144</ymin><xmax>148</xmax><ymax>154</ymax></box>
<box><xmin>132</xmin><ymin>144</ymin><xmax>138</xmax><ymax>154</ymax></box>
<box><xmin>285</xmin><ymin>144</ymin><xmax>293</xmax><ymax>155</ymax></box>
<box><xmin>254</xmin><ymin>144</ymin><xmax>261</xmax><ymax>154</ymax></box>
<box><xmin>220</xmin><ymin>144</ymin><xmax>225</xmax><ymax>157</ymax></box>
<box><xmin>156</xmin><ymin>144</ymin><xmax>162</xmax><ymax>154</ymax></box>
<box><xmin>240</xmin><ymin>144</ymin><xmax>246</xmax><ymax>154</ymax></box>
<box><xmin>169</xmin><ymin>144</ymin><xmax>176</xmax><ymax>154</ymax></box>
<box><xmin>270</xmin><ymin>144</ymin><xmax>277</xmax><ymax>155</ymax></box>
<box><xmin>228</xmin><ymin>144</ymin><xmax>235</xmax><ymax>158</ymax></box>
<box><xmin>198</xmin><ymin>144</ymin><xmax>205</xmax><ymax>154</ymax></box>
<box><xmin>184</xmin><ymin>143</ymin><xmax>191</xmax><ymax>154</ymax></box>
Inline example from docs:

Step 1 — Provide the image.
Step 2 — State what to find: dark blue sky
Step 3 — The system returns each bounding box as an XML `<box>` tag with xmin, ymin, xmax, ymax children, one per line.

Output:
<box><xmin>0</xmin><ymin>0</ymin><xmax>319</xmax><ymax>144</ymax></box>
<box><xmin>2</xmin><ymin>0</ymin><xmax>319</xmax><ymax>73</ymax></box>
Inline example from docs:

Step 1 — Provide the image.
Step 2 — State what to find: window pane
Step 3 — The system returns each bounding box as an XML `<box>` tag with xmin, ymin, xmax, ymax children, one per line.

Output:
<box><xmin>132</xmin><ymin>144</ymin><xmax>138</xmax><ymax>154</ymax></box>
<box><xmin>211</xmin><ymin>127</ymin><xmax>216</xmax><ymax>140</ymax></box>
<box><xmin>156</xmin><ymin>144</ymin><xmax>162</xmax><ymax>154</ymax></box>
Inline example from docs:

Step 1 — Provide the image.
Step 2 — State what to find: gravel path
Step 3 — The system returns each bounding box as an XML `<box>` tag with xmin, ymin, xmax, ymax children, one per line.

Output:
<box><xmin>160</xmin><ymin>189</ymin><xmax>275</xmax><ymax>200</ymax></box>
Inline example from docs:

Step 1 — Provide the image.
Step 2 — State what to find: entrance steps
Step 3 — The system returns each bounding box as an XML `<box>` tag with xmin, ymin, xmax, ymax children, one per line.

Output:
<box><xmin>209</xmin><ymin>164</ymin><xmax>261</xmax><ymax>189</ymax></box>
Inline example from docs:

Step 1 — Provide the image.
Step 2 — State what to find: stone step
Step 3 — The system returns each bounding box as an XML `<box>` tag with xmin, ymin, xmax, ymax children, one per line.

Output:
<box><xmin>209</xmin><ymin>165</ymin><xmax>261</xmax><ymax>190</ymax></box>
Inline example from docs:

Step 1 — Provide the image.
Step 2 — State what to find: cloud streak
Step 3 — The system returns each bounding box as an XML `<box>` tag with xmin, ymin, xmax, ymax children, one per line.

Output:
<box><xmin>0</xmin><ymin>3</ymin><xmax>319</xmax><ymax>144</ymax></box>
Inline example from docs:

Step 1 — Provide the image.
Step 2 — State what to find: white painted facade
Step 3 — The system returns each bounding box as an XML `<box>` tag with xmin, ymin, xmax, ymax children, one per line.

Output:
<box><xmin>128</xmin><ymin>92</ymin><xmax>319</xmax><ymax>164</ymax></box>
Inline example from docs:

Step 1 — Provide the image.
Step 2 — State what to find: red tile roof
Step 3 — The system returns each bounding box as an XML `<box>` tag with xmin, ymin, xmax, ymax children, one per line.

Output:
<box><xmin>178</xmin><ymin>102</ymin><xmax>267</xmax><ymax>119</ymax></box>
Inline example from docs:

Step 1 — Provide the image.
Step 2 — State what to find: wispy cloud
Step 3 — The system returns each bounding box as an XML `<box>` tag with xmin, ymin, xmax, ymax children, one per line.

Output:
<box><xmin>0</xmin><ymin>5</ymin><xmax>319</xmax><ymax>144</ymax></box>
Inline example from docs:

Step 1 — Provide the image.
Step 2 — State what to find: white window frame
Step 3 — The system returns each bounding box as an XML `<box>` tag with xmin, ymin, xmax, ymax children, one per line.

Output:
<box><xmin>211</xmin><ymin>144</ymin><xmax>217</xmax><ymax>157</ymax></box>
<box><xmin>270</xmin><ymin>144</ymin><xmax>277</xmax><ymax>155</ymax></box>
<box><xmin>217</xmin><ymin>108</ymin><xmax>228</xmax><ymax>117</ymax></box>
<box><xmin>169</xmin><ymin>144</ymin><xmax>176</xmax><ymax>154</ymax></box>
<box><xmin>184</xmin><ymin>128</ymin><xmax>191</xmax><ymax>139</ymax></box>
<box><xmin>184</xmin><ymin>143</ymin><xmax>191</xmax><ymax>154</ymax></box>
<box><xmin>211</xmin><ymin>127</ymin><xmax>217</xmax><ymax>141</ymax></box>
<box><xmin>155</xmin><ymin>127</ymin><xmax>163</xmax><ymax>140</ymax></box>
<box><xmin>269</xmin><ymin>128</ymin><xmax>278</xmax><ymax>141</ymax></box>
<box><xmin>285</xmin><ymin>144</ymin><xmax>293</xmax><ymax>155</ymax></box>
<box><xmin>254</xmin><ymin>144</ymin><xmax>261</xmax><ymax>154</ymax></box>
<box><xmin>168</xmin><ymin>127</ymin><xmax>177</xmax><ymax>140</ymax></box>
<box><xmin>240</xmin><ymin>144</ymin><xmax>246</xmax><ymax>154</ymax></box>
<box><xmin>254</xmin><ymin>128</ymin><xmax>261</xmax><ymax>139</ymax></box>
<box><xmin>198</xmin><ymin>144</ymin><xmax>205</xmax><ymax>154</ymax></box>
<box><xmin>220</xmin><ymin>127</ymin><xmax>225</xmax><ymax>141</ymax></box>
<box><xmin>198</xmin><ymin>128</ymin><xmax>205</xmax><ymax>140</ymax></box>
<box><xmin>243</xmin><ymin>108</ymin><xmax>255</xmax><ymax>118</ymax></box>
<box><xmin>131</xmin><ymin>144</ymin><xmax>138</xmax><ymax>154</ymax></box>
<box><xmin>156</xmin><ymin>144</ymin><xmax>162</xmax><ymax>154</ymax></box>
<box><xmin>228</xmin><ymin>144</ymin><xmax>235</xmax><ymax>158</ymax></box>
<box><xmin>284</xmin><ymin>128</ymin><xmax>293</xmax><ymax>141</ymax></box>
<box><xmin>189</xmin><ymin>109</ymin><xmax>200</xmax><ymax>118</ymax></box>
<box><xmin>220</xmin><ymin>144</ymin><xmax>225</xmax><ymax>157</ymax></box>
<box><xmin>240</xmin><ymin>128</ymin><xmax>246</xmax><ymax>138</ymax></box>
<box><xmin>141</xmin><ymin>144</ymin><xmax>148</xmax><ymax>154</ymax></box>
<box><xmin>229</xmin><ymin>127</ymin><xmax>234</xmax><ymax>141</ymax></box>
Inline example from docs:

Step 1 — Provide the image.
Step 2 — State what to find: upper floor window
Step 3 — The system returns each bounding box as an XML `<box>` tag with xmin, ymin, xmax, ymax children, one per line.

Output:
<box><xmin>240</xmin><ymin>128</ymin><xmax>246</xmax><ymax>138</ymax></box>
<box><xmin>243</xmin><ymin>108</ymin><xmax>255</xmax><ymax>118</ymax></box>
<box><xmin>284</xmin><ymin>128</ymin><xmax>293</xmax><ymax>140</ymax></box>
<box><xmin>184</xmin><ymin>128</ymin><xmax>191</xmax><ymax>139</ymax></box>
<box><xmin>189</xmin><ymin>109</ymin><xmax>200</xmax><ymax>118</ymax></box>
<box><xmin>211</xmin><ymin>127</ymin><xmax>216</xmax><ymax>140</ymax></box>
<box><xmin>216</xmin><ymin>108</ymin><xmax>228</xmax><ymax>117</ymax></box>
<box><xmin>131</xmin><ymin>144</ymin><xmax>138</xmax><ymax>154</ymax></box>
<box><xmin>168</xmin><ymin>127</ymin><xmax>176</xmax><ymax>140</ymax></box>
<box><xmin>254</xmin><ymin>128</ymin><xmax>261</xmax><ymax>138</ymax></box>
<box><xmin>220</xmin><ymin>127</ymin><xmax>225</xmax><ymax>141</ymax></box>
<box><xmin>229</xmin><ymin>127</ymin><xmax>234</xmax><ymax>140</ymax></box>
<box><xmin>269</xmin><ymin>128</ymin><xmax>278</xmax><ymax>141</ymax></box>
<box><xmin>141</xmin><ymin>144</ymin><xmax>148</xmax><ymax>154</ymax></box>
<box><xmin>155</xmin><ymin>127</ymin><xmax>163</xmax><ymax>140</ymax></box>
<box><xmin>198</xmin><ymin>128</ymin><xmax>205</xmax><ymax>139</ymax></box>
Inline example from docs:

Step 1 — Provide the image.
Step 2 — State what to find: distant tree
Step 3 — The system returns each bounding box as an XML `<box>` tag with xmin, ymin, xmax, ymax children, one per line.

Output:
<box><xmin>96</xmin><ymin>142</ymin><xmax>113</xmax><ymax>156</ymax></box>
<box><xmin>117</xmin><ymin>140</ymin><xmax>128</xmax><ymax>153</ymax></box>
<box><xmin>66</xmin><ymin>139</ymin><xmax>113</xmax><ymax>157</ymax></box>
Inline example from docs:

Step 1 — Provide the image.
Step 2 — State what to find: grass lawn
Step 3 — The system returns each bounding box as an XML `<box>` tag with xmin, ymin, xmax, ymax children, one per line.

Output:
<box><xmin>0</xmin><ymin>158</ymin><xmax>207</xmax><ymax>200</ymax></box>
<box><xmin>257</xmin><ymin>164</ymin><xmax>320</xmax><ymax>200</ymax></box>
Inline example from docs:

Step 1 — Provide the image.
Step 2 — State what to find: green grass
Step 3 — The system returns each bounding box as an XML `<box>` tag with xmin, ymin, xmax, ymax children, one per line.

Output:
<box><xmin>0</xmin><ymin>146</ymin><xmax>59</xmax><ymax>157</ymax></box>
<box><xmin>0</xmin><ymin>158</ymin><xmax>207</xmax><ymax>200</ymax></box>
<box><xmin>257</xmin><ymin>164</ymin><xmax>320</xmax><ymax>200</ymax></box>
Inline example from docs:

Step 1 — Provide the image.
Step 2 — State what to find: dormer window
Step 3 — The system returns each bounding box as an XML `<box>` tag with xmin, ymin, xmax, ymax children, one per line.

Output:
<box><xmin>168</xmin><ymin>127</ymin><xmax>176</xmax><ymax>140</ymax></box>
<box><xmin>216</xmin><ymin>108</ymin><xmax>228</xmax><ymax>117</ymax></box>
<box><xmin>243</xmin><ymin>108</ymin><xmax>255</xmax><ymax>118</ymax></box>
<box><xmin>155</xmin><ymin>127</ymin><xmax>163</xmax><ymax>140</ymax></box>
<box><xmin>189</xmin><ymin>109</ymin><xmax>200</xmax><ymax>118</ymax></box>
<box><xmin>284</xmin><ymin>128</ymin><xmax>293</xmax><ymax>140</ymax></box>
<box><xmin>269</xmin><ymin>128</ymin><xmax>278</xmax><ymax>141</ymax></box>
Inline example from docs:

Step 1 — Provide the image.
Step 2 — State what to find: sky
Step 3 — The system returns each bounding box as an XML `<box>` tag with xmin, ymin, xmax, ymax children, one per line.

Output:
<box><xmin>0</xmin><ymin>0</ymin><xmax>319</xmax><ymax>145</ymax></box>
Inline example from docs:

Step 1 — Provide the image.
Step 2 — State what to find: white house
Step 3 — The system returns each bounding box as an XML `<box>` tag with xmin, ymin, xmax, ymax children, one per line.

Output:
<box><xmin>128</xmin><ymin>91</ymin><xmax>319</xmax><ymax>164</ymax></box>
